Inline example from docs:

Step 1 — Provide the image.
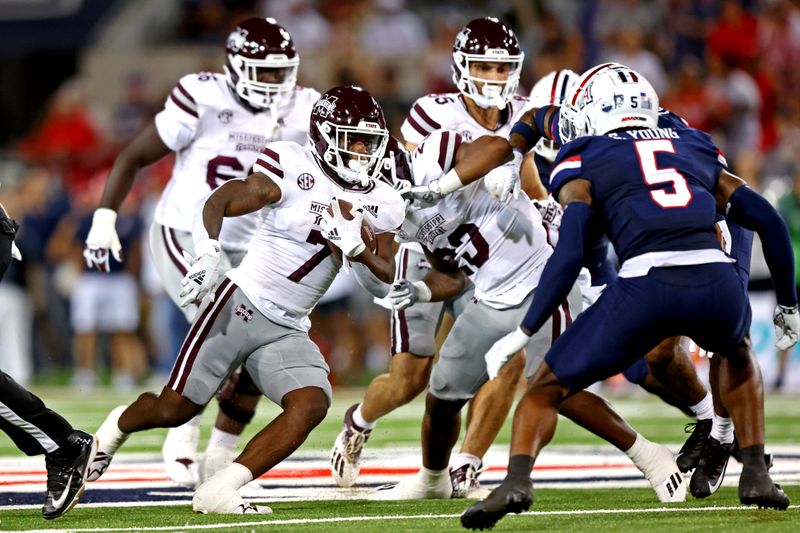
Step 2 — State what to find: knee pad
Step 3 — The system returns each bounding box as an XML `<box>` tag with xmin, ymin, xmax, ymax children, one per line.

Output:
<box><xmin>217</xmin><ymin>399</ymin><xmax>255</xmax><ymax>425</ymax></box>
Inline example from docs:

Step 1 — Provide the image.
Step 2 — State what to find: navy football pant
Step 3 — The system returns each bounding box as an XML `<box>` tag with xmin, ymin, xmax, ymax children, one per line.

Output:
<box><xmin>546</xmin><ymin>263</ymin><xmax>749</xmax><ymax>392</ymax></box>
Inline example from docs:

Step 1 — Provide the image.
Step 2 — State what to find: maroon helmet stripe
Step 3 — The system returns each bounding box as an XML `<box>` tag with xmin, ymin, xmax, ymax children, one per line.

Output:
<box><xmin>169</xmin><ymin>93</ymin><xmax>198</xmax><ymax>118</ymax></box>
<box><xmin>170</xmin><ymin>278</ymin><xmax>236</xmax><ymax>394</ymax></box>
<box><xmin>176</xmin><ymin>82</ymin><xmax>196</xmax><ymax>104</ymax></box>
<box><xmin>413</xmin><ymin>103</ymin><xmax>441</xmax><ymax>130</ymax></box>
<box><xmin>570</xmin><ymin>63</ymin><xmax>615</xmax><ymax>106</ymax></box>
<box><xmin>162</xmin><ymin>227</ymin><xmax>189</xmax><ymax>276</ymax></box>
<box><xmin>406</xmin><ymin>115</ymin><xmax>430</xmax><ymax>137</ymax></box>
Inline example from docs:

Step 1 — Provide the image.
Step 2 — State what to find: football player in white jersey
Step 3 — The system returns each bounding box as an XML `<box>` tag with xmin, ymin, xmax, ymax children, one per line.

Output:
<box><xmin>87</xmin><ymin>86</ymin><xmax>406</xmax><ymax>514</ymax></box>
<box><xmin>330</xmin><ymin>16</ymin><xmax>531</xmax><ymax>498</ymax></box>
<box><xmin>82</xmin><ymin>18</ymin><xmax>320</xmax><ymax>487</ymax></box>
<box><xmin>369</xmin><ymin>130</ymin><xmax>685</xmax><ymax>503</ymax></box>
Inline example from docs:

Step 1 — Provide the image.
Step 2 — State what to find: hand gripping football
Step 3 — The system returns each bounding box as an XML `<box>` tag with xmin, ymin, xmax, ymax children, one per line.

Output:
<box><xmin>325</xmin><ymin>198</ymin><xmax>377</xmax><ymax>259</ymax></box>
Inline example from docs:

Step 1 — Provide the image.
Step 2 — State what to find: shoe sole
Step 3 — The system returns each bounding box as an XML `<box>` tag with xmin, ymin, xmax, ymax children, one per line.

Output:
<box><xmin>43</xmin><ymin>435</ymin><xmax>98</xmax><ymax>520</ymax></box>
<box><xmin>460</xmin><ymin>495</ymin><xmax>531</xmax><ymax>530</ymax></box>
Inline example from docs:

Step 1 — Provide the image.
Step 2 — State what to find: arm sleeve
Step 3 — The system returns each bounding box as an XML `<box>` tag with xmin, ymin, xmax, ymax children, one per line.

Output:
<box><xmin>401</xmin><ymin>98</ymin><xmax>444</xmax><ymax>146</ymax></box>
<box><xmin>725</xmin><ymin>186</ymin><xmax>797</xmax><ymax>307</ymax></box>
<box><xmin>520</xmin><ymin>201</ymin><xmax>593</xmax><ymax>333</ymax></box>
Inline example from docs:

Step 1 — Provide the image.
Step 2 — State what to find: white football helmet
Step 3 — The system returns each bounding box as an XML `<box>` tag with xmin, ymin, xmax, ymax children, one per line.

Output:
<box><xmin>529</xmin><ymin>69</ymin><xmax>578</xmax><ymax>161</ymax></box>
<box><xmin>559</xmin><ymin>63</ymin><xmax>659</xmax><ymax>144</ymax></box>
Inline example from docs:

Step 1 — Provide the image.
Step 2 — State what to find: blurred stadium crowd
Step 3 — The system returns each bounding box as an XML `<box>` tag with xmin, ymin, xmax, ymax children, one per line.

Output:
<box><xmin>1</xmin><ymin>0</ymin><xmax>799</xmax><ymax>390</ymax></box>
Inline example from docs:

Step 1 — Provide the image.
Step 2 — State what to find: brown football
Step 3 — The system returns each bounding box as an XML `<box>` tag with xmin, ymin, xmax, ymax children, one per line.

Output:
<box><xmin>325</xmin><ymin>198</ymin><xmax>377</xmax><ymax>258</ymax></box>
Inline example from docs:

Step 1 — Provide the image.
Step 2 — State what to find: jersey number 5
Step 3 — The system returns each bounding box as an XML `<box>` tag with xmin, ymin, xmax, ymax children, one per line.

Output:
<box><xmin>635</xmin><ymin>139</ymin><xmax>692</xmax><ymax>208</ymax></box>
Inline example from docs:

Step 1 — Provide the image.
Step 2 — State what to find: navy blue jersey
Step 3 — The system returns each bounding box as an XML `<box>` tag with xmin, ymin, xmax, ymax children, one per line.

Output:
<box><xmin>549</xmin><ymin>126</ymin><xmax>726</xmax><ymax>265</ymax></box>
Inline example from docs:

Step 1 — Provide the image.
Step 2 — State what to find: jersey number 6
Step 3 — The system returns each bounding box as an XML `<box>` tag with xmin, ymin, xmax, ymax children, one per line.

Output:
<box><xmin>635</xmin><ymin>139</ymin><xmax>692</xmax><ymax>208</ymax></box>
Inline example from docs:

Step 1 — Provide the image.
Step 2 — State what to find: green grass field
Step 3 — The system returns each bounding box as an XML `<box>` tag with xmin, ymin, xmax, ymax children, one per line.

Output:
<box><xmin>1</xmin><ymin>388</ymin><xmax>797</xmax><ymax>532</ymax></box>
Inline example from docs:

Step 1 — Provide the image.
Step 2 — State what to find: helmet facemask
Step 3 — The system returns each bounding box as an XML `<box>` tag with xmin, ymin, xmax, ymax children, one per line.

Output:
<box><xmin>316</xmin><ymin>121</ymin><xmax>389</xmax><ymax>186</ymax></box>
<box><xmin>452</xmin><ymin>53</ymin><xmax>523</xmax><ymax>110</ymax></box>
<box><xmin>225</xmin><ymin>54</ymin><xmax>298</xmax><ymax>111</ymax></box>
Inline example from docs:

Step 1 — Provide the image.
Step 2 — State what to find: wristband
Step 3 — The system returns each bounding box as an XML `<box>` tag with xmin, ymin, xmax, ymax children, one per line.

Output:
<box><xmin>412</xmin><ymin>280</ymin><xmax>432</xmax><ymax>302</ymax></box>
<box><xmin>437</xmin><ymin>169</ymin><xmax>464</xmax><ymax>195</ymax></box>
<box><xmin>510</xmin><ymin>121</ymin><xmax>538</xmax><ymax>152</ymax></box>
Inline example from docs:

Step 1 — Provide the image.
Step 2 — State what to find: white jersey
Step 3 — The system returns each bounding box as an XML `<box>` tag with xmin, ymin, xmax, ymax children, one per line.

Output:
<box><xmin>153</xmin><ymin>71</ymin><xmax>319</xmax><ymax>252</ymax></box>
<box><xmin>227</xmin><ymin>142</ymin><xmax>406</xmax><ymax>331</ymax></box>
<box><xmin>400</xmin><ymin>92</ymin><xmax>531</xmax><ymax>147</ymax></box>
<box><xmin>398</xmin><ymin>130</ymin><xmax>552</xmax><ymax>309</ymax></box>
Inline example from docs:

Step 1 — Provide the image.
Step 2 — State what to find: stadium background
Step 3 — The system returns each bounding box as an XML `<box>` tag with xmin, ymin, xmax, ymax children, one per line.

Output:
<box><xmin>0</xmin><ymin>0</ymin><xmax>799</xmax><ymax>393</ymax></box>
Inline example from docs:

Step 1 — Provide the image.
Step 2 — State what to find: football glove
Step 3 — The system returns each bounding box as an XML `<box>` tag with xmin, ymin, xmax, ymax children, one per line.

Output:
<box><xmin>402</xmin><ymin>180</ymin><xmax>445</xmax><ymax>207</ymax></box>
<box><xmin>10</xmin><ymin>241</ymin><xmax>20</xmax><ymax>261</ymax></box>
<box><xmin>485</xmin><ymin>327</ymin><xmax>532</xmax><ymax>380</ymax></box>
<box><xmin>773</xmin><ymin>304</ymin><xmax>800</xmax><ymax>350</ymax></box>
<box><xmin>83</xmin><ymin>208</ymin><xmax>123</xmax><ymax>272</ymax></box>
<box><xmin>484</xmin><ymin>150</ymin><xmax>523</xmax><ymax>203</ymax></box>
<box><xmin>178</xmin><ymin>239</ymin><xmax>221</xmax><ymax>308</ymax></box>
<box><xmin>388</xmin><ymin>279</ymin><xmax>431</xmax><ymax>310</ymax></box>
<box><xmin>532</xmin><ymin>197</ymin><xmax>563</xmax><ymax>246</ymax></box>
<box><xmin>321</xmin><ymin>197</ymin><xmax>366</xmax><ymax>258</ymax></box>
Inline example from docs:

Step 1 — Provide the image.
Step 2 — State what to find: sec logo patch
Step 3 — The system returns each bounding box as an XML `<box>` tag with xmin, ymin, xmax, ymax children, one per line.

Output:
<box><xmin>297</xmin><ymin>173</ymin><xmax>315</xmax><ymax>190</ymax></box>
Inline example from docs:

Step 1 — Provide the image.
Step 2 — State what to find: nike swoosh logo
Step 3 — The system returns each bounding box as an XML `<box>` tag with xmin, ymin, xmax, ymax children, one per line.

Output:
<box><xmin>51</xmin><ymin>472</ymin><xmax>74</xmax><ymax>509</ymax></box>
<box><xmin>708</xmin><ymin>468</ymin><xmax>726</xmax><ymax>493</ymax></box>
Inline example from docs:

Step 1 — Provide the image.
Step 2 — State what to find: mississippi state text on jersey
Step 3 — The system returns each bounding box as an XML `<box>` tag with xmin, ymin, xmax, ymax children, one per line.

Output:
<box><xmin>398</xmin><ymin>130</ymin><xmax>551</xmax><ymax>308</ymax></box>
<box><xmin>228</xmin><ymin>141</ymin><xmax>405</xmax><ymax>331</ymax></box>
<box><xmin>154</xmin><ymin>72</ymin><xmax>320</xmax><ymax>250</ymax></box>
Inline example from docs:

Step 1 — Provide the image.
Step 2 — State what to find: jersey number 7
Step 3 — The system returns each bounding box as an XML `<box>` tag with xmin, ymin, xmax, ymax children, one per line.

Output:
<box><xmin>635</xmin><ymin>139</ymin><xmax>693</xmax><ymax>208</ymax></box>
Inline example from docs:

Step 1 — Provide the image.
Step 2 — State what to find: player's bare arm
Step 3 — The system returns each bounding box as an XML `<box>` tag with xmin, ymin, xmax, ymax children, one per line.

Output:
<box><xmin>508</xmin><ymin>106</ymin><xmax>558</xmax><ymax>153</ymax></box>
<box><xmin>420</xmin><ymin>247</ymin><xmax>468</xmax><ymax>302</ymax></box>
<box><xmin>99</xmin><ymin>123</ymin><xmax>172</xmax><ymax>210</ymax></box>
<box><xmin>451</xmin><ymin>135</ymin><xmax>513</xmax><ymax>186</ymax></box>
<box><xmin>349</xmin><ymin>231</ymin><xmax>396</xmax><ymax>284</ymax></box>
<box><xmin>557</xmin><ymin>178</ymin><xmax>593</xmax><ymax>208</ymax></box>
<box><xmin>201</xmin><ymin>172</ymin><xmax>282</xmax><ymax>240</ymax></box>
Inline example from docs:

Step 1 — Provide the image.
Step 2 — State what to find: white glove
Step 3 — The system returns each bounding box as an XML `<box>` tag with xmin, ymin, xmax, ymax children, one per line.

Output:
<box><xmin>10</xmin><ymin>241</ymin><xmax>21</xmax><ymax>261</ymax></box>
<box><xmin>774</xmin><ymin>304</ymin><xmax>800</xmax><ymax>350</ymax></box>
<box><xmin>388</xmin><ymin>279</ymin><xmax>431</xmax><ymax>310</ymax></box>
<box><xmin>83</xmin><ymin>208</ymin><xmax>123</xmax><ymax>272</ymax></box>
<box><xmin>485</xmin><ymin>327</ymin><xmax>532</xmax><ymax>380</ymax></box>
<box><xmin>320</xmin><ymin>198</ymin><xmax>366</xmax><ymax>258</ymax></box>
<box><xmin>532</xmin><ymin>197</ymin><xmax>563</xmax><ymax>246</ymax></box>
<box><xmin>402</xmin><ymin>180</ymin><xmax>445</xmax><ymax>207</ymax></box>
<box><xmin>484</xmin><ymin>151</ymin><xmax>523</xmax><ymax>202</ymax></box>
<box><xmin>178</xmin><ymin>239</ymin><xmax>221</xmax><ymax>308</ymax></box>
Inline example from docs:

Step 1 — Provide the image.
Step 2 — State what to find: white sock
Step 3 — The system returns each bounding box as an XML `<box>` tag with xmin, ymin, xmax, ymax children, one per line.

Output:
<box><xmin>625</xmin><ymin>433</ymin><xmax>656</xmax><ymax>465</ymax></box>
<box><xmin>418</xmin><ymin>466</ymin><xmax>448</xmax><ymax>483</ymax></box>
<box><xmin>710</xmin><ymin>414</ymin><xmax>734</xmax><ymax>444</ymax></box>
<box><xmin>450</xmin><ymin>452</ymin><xmax>482</xmax><ymax>471</ymax></box>
<box><xmin>208</xmin><ymin>427</ymin><xmax>240</xmax><ymax>450</ymax></box>
<box><xmin>353</xmin><ymin>403</ymin><xmax>376</xmax><ymax>430</ymax></box>
<box><xmin>689</xmin><ymin>393</ymin><xmax>714</xmax><ymax>421</ymax></box>
<box><xmin>211</xmin><ymin>462</ymin><xmax>253</xmax><ymax>490</ymax></box>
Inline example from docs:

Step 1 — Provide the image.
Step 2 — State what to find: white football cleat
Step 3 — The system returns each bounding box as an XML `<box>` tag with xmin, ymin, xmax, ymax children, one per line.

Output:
<box><xmin>369</xmin><ymin>469</ymin><xmax>453</xmax><ymax>500</ymax></box>
<box><xmin>193</xmin><ymin>476</ymin><xmax>271</xmax><ymax>514</ymax></box>
<box><xmin>87</xmin><ymin>405</ymin><xmax>129</xmax><ymax>482</ymax></box>
<box><xmin>450</xmin><ymin>460</ymin><xmax>490</xmax><ymax>499</ymax></box>
<box><xmin>330</xmin><ymin>403</ymin><xmax>372</xmax><ymax>487</ymax></box>
<box><xmin>637</xmin><ymin>443</ymin><xmax>687</xmax><ymax>503</ymax></box>
<box><xmin>200</xmin><ymin>444</ymin><xmax>237</xmax><ymax>485</ymax></box>
<box><xmin>162</xmin><ymin>422</ymin><xmax>200</xmax><ymax>488</ymax></box>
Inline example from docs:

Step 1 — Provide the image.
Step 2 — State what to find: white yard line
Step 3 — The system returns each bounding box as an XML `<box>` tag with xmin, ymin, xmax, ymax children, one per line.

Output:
<box><xmin>9</xmin><ymin>504</ymin><xmax>798</xmax><ymax>532</ymax></box>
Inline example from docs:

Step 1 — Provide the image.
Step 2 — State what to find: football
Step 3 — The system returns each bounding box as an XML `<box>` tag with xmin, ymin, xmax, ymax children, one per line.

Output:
<box><xmin>325</xmin><ymin>198</ymin><xmax>377</xmax><ymax>258</ymax></box>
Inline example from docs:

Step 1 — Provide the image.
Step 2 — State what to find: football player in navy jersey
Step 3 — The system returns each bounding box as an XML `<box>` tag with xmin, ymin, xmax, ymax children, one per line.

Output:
<box><xmin>461</xmin><ymin>63</ymin><xmax>798</xmax><ymax>529</ymax></box>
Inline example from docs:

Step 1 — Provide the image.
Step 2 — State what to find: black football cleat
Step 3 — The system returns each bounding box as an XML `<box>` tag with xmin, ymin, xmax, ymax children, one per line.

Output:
<box><xmin>739</xmin><ymin>468</ymin><xmax>790</xmax><ymax>510</ymax></box>
<box><xmin>689</xmin><ymin>437</ymin><xmax>732</xmax><ymax>498</ymax></box>
<box><xmin>460</xmin><ymin>476</ymin><xmax>532</xmax><ymax>530</ymax></box>
<box><xmin>676</xmin><ymin>419</ymin><xmax>712</xmax><ymax>472</ymax></box>
<box><xmin>42</xmin><ymin>430</ymin><xmax>98</xmax><ymax>519</ymax></box>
